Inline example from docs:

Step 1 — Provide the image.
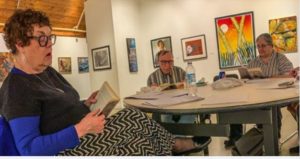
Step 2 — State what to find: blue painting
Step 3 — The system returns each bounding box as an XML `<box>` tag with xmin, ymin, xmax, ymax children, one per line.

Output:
<box><xmin>126</xmin><ymin>38</ymin><xmax>138</xmax><ymax>72</ymax></box>
<box><xmin>78</xmin><ymin>57</ymin><xmax>89</xmax><ymax>73</ymax></box>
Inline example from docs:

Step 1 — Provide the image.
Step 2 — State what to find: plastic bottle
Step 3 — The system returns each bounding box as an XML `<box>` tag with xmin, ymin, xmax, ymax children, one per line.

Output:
<box><xmin>186</xmin><ymin>61</ymin><xmax>197</xmax><ymax>96</ymax></box>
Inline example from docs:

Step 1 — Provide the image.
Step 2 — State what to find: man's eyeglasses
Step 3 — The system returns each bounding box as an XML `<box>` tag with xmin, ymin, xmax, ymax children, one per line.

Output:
<box><xmin>159</xmin><ymin>60</ymin><xmax>174</xmax><ymax>65</ymax></box>
<box><xmin>27</xmin><ymin>34</ymin><xmax>56</xmax><ymax>47</ymax></box>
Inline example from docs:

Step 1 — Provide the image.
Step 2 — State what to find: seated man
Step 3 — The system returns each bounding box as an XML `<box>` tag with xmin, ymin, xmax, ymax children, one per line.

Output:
<box><xmin>147</xmin><ymin>50</ymin><xmax>210</xmax><ymax>148</ymax></box>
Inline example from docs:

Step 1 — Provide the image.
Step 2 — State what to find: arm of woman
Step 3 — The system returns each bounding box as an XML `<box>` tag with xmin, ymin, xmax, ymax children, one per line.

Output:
<box><xmin>9</xmin><ymin>110</ymin><xmax>106</xmax><ymax>156</ymax></box>
<box><xmin>277</xmin><ymin>54</ymin><xmax>294</xmax><ymax>75</ymax></box>
<box><xmin>9</xmin><ymin>116</ymin><xmax>79</xmax><ymax>156</ymax></box>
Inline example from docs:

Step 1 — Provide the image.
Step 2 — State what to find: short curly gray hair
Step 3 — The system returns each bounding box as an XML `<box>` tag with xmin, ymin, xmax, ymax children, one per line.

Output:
<box><xmin>3</xmin><ymin>9</ymin><xmax>51</xmax><ymax>54</ymax></box>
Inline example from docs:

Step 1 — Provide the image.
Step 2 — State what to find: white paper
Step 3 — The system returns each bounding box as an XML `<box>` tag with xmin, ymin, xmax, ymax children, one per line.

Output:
<box><xmin>258</xmin><ymin>79</ymin><xmax>296</xmax><ymax>89</ymax></box>
<box><xmin>143</xmin><ymin>95</ymin><xmax>203</xmax><ymax>107</ymax></box>
<box><xmin>201</xmin><ymin>94</ymin><xmax>248</xmax><ymax>105</ymax></box>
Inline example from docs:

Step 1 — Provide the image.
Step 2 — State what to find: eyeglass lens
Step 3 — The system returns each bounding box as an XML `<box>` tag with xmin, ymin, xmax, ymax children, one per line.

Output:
<box><xmin>160</xmin><ymin>60</ymin><xmax>173</xmax><ymax>65</ymax></box>
<box><xmin>38</xmin><ymin>34</ymin><xmax>56</xmax><ymax>47</ymax></box>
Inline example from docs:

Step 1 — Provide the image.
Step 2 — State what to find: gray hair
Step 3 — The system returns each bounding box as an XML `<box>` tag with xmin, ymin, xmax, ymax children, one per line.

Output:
<box><xmin>256</xmin><ymin>33</ymin><xmax>273</xmax><ymax>46</ymax></box>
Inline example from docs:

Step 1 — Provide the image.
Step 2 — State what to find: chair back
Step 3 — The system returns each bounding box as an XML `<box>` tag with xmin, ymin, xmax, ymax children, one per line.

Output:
<box><xmin>213</xmin><ymin>74</ymin><xmax>239</xmax><ymax>82</ymax></box>
<box><xmin>0</xmin><ymin>116</ymin><xmax>19</xmax><ymax>156</ymax></box>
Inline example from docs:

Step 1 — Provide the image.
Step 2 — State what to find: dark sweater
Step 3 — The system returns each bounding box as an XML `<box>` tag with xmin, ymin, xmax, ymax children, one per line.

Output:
<box><xmin>0</xmin><ymin>67</ymin><xmax>90</xmax><ymax>155</ymax></box>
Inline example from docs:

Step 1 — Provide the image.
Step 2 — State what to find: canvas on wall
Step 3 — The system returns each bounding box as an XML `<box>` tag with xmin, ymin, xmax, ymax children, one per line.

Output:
<box><xmin>150</xmin><ymin>36</ymin><xmax>172</xmax><ymax>68</ymax></box>
<box><xmin>215</xmin><ymin>11</ymin><xmax>256</xmax><ymax>69</ymax></box>
<box><xmin>126</xmin><ymin>38</ymin><xmax>138</xmax><ymax>72</ymax></box>
<box><xmin>78</xmin><ymin>57</ymin><xmax>89</xmax><ymax>73</ymax></box>
<box><xmin>269</xmin><ymin>16</ymin><xmax>297</xmax><ymax>53</ymax></box>
<box><xmin>58</xmin><ymin>57</ymin><xmax>72</xmax><ymax>74</ymax></box>
<box><xmin>181</xmin><ymin>35</ymin><xmax>207</xmax><ymax>61</ymax></box>
<box><xmin>91</xmin><ymin>45</ymin><xmax>111</xmax><ymax>71</ymax></box>
<box><xmin>0</xmin><ymin>52</ymin><xmax>14</xmax><ymax>82</ymax></box>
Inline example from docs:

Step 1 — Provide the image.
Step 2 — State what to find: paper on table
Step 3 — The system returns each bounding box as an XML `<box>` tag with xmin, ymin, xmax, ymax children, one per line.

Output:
<box><xmin>125</xmin><ymin>91</ymin><xmax>163</xmax><ymax>100</ymax></box>
<box><xmin>258</xmin><ymin>79</ymin><xmax>296</xmax><ymax>89</ymax></box>
<box><xmin>125</xmin><ymin>89</ymin><xmax>189</xmax><ymax>100</ymax></box>
<box><xmin>143</xmin><ymin>95</ymin><xmax>203</xmax><ymax>107</ymax></box>
<box><xmin>201</xmin><ymin>94</ymin><xmax>248</xmax><ymax>105</ymax></box>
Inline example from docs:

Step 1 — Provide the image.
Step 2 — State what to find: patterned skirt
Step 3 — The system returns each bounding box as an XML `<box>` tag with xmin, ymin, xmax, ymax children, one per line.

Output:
<box><xmin>58</xmin><ymin>108</ymin><xmax>175</xmax><ymax>156</ymax></box>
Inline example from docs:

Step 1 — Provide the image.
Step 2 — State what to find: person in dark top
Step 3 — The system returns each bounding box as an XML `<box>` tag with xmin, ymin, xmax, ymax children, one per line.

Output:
<box><xmin>0</xmin><ymin>9</ymin><xmax>201</xmax><ymax>156</ymax></box>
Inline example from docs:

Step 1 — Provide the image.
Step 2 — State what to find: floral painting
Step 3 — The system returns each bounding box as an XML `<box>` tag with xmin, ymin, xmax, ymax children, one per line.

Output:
<box><xmin>215</xmin><ymin>11</ymin><xmax>256</xmax><ymax>69</ymax></box>
<box><xmin>0</xmin><ymin>52</ymin><xmax>14</xmax><ymax>82</ymax></box>
<box><xmin>269</xmin><ymin>16</ymin><xmax>297</xmax><ymax>53</ymax></box>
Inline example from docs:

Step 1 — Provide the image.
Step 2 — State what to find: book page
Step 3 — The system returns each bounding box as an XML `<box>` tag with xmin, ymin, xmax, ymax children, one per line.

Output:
<box><xmin>248</xmin><ymin>68</ymin><xmax>264</xmax><ymax>79</ymax></box>
<box><xmin>90</xmin><ymin>81</ymin><xmax>120</xmax><ymax>116</ymax></box>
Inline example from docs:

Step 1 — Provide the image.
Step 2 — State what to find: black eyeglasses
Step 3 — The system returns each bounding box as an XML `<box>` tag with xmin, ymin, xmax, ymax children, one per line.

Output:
<box><xmin>159</xmin><ymin>60</ymin><xmax>174</xmax><ymax>65</ymax></box>
<box><xmin>28</xmin><ymin>34</ymin><xmax>56</xmax><ymax>47</ymax></box>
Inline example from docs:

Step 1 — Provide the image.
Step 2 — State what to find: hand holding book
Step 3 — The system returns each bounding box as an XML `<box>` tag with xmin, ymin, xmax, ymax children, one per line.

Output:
<box><xmin>84</xmin><ymin>90</ymin><xmax>99</xmax><ymax>107</ymax></box>
<box><xmin>89</xmin><ymin>81</ymin><xmax>120</xmax><ymax>116</ymax></box>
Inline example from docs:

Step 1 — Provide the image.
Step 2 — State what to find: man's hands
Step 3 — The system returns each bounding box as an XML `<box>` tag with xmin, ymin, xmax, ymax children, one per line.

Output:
<box><xmin>84</xmin><ymin>90</ymin><xmax>99</xmax><ymax>107</ymax></box>
<box><xmin>75</xmin><ymin>110</ymin><xmax>106</xmax><ymax>138</ymax></box>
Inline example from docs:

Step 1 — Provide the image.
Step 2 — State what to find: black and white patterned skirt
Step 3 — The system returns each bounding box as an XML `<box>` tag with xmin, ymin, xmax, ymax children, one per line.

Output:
<box><xmin>58</xmin><ymin>108</ymin><xmax>174</xmax><ymax>156</ymax></box>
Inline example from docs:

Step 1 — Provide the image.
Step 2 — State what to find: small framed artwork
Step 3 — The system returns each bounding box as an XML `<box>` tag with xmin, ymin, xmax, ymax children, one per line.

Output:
<box><xmin>181</xmin><ymin>34</ymin><xmax>207</xmax><ymax>61</ymax></box>
<box><xmin>150</xmin><ymin>36</ymin><xmax>172</xmax><ymax>68</ymax></box>
<box><xmin>77</xmin><ymin>57</ymin><xmax>89</xmax><ymax>73</ymax></box>
<box><xmin>215</xmin><ymin>11</ymin><xmax>256</xmax><ymax>69</ymax></box>
<box><xmin>126</xmin><ymin>38</ymin><xmax>138</xmax><ymax>72</ymax></box>
<box><xmin>58</xmin><ymin>57</ymin><xmax>72</xmax><ymax>74</ymax></box>
<box><xmin>91</xmin><ymin>45</ymin><xmax>111</xmax><ymax>71</ymax></box>
<box><xmin>0</xmin><ymin>52</ymin><xmax>14</xmax><ymax>82</ymax></box>
<box><xmin>269</xmin><ymin>16</ymin><xmax>297</xmax><ymax>53</ymax></box>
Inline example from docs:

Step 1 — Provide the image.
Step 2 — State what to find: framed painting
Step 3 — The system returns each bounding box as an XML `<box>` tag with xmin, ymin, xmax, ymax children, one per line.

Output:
<box><xmin>269</xmin><ymin>16</ymin><xmax>297</xmax><ymax>53</ymax></box>
<box><xmin>150</xmin><ymin>36</ymin><xmax>172</xmax><ymax>68</ymax></box>
<box><xmin>181</xmin><ymin>34</ymin><xmax>207</xmax><ymax>61</ymax></box>
<box><xmin>77</xmin><ymin>57</ymin><xmax>89</xmax><ymax>73</ymax></box>
<box><xmin>91</xmin><ymin>45</ymin><xmax>111</xmax><ymax>71</ymax></box>
<box><xmin>126</xmin><ymin>38</ymin><xmax>138</xmax><ymax>72</ymax></box>
<box><xmin>58</xmin><ymin>57</ymin><xmax>72</xmax><ymax>74</ymax></box>
<box><xmin>0</xmin><ymin>52</ymin><xmax>14</xmax><ymax>82</ymax></box>
<box><xmin>215</xmin><ymin>11</ymin><xmax>256</xmax><ymax>69</ymax></box>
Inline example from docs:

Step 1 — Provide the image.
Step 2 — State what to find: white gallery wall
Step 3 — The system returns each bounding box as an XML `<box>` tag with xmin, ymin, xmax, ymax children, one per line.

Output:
<box><xmin>0</xmin><ymin>34</ymin><xmax>91</xmax><ymax>99</ymax></box>
<box><xmin>85</xmin><ymin>0</ymin><xmax>120</xmax><ymax>100</ymax></box>
<box><xmin>2</xmin><ymin>0</ymin><xmax>298</xmax><ymax>105</ymax></box>
<box><xmin>51</xmin><ymin>37</ymin><xmax>91</xmax><ymax>99</ymax></box>
<box><xmin>85</xmin><ymin>0</ymin><xmax>298</xmax><ymax>104</ymax></box>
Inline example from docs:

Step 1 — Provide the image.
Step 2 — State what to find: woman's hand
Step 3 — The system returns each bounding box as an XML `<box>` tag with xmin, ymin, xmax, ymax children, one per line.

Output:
<box><xmin>84</xmin><ymin>90</ymin><xmax>99</xmax><ymax>107</ymax></box>
<box><xmin>74</xmin><ymin>109</ymin><xmax>106</xmax><ymax>138</ymax></box>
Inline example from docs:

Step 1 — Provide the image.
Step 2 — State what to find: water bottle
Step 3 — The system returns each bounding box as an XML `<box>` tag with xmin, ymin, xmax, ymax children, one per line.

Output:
<box><xmin>186</xmin><ymin>61</ymin><xmax>197</xmax><ymax>96</ymax></box>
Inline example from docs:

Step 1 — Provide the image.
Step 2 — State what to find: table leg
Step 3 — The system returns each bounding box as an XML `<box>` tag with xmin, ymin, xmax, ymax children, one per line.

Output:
<box><xmin>263</xmin><ymin>107</ymin><xmax>279</xmax><ymax>155</ymax></box>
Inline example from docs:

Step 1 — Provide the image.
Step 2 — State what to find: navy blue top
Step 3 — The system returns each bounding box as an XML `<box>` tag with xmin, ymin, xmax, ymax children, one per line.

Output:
<box><xmin>0</xmin><ymin>67</ymin><xmax>90</xmax><ymax>155</ymax></box>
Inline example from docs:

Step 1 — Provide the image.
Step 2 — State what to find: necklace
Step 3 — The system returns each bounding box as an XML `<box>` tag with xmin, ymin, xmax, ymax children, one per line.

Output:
<box><xmin>34</xmin><ymin>74</ymin><xmax>65</xmax><ymax>93</ymax></box>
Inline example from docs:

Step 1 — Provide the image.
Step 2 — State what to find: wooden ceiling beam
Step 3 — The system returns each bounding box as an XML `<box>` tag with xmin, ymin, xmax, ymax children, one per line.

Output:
<box><xmin>0</xmin><ymin>0</ymin><xmax>86</xmax><ymax>38</ymax></box>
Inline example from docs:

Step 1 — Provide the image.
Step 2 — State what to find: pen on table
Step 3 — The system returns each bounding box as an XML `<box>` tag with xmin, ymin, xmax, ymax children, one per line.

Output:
<box><xmin>172</xmin><ymin>93</ymin><xmax>188</xmax><ymax>97</ymax></box>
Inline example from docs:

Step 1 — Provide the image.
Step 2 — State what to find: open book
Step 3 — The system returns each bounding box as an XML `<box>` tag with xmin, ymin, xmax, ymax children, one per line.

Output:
<box><xmin>159</xmin><ymin>82</ymin><xmax>184</xmax><ymax>91</ymax></box>
<box><xmin>89</xmin><ymin>81</ymin><xmax>120</xmax><ymax>116</ymax></box>
<box><xmin>238</xmin><ymin>67</ymin><xmax>265</xmax><ymax>79</ymax></box>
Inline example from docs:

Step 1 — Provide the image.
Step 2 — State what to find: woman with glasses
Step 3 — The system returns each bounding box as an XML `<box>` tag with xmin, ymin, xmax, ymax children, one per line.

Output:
<box><xmin>247</xmin><ymin>33</ymin><xmax>293</xmax><ymax>139</ymax></box>
<box><xmin>0</xmin><ymin>9</ymin><xmax>198</xmax><ymax>156</ymax></box>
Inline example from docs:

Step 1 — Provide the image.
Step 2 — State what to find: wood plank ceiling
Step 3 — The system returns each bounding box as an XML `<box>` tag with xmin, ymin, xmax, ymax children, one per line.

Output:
<box><xmin>0</xmin><ymin>0</ymin><xmax>86</xmax><ymax>37</ymax></box>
